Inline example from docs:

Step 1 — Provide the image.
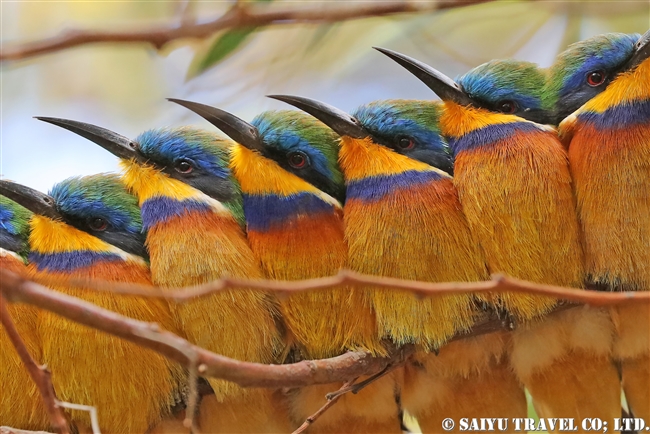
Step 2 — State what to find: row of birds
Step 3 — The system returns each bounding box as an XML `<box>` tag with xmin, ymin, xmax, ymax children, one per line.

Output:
<box><xmin>1</xmin><ymin>30</ymin><xmax>648</xmax><ymax>434</ymax></box>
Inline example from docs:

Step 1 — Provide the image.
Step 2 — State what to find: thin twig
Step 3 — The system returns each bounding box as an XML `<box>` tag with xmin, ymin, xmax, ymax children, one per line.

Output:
<box><xmin>325</xmin><ymin>345</ymin><xmax>413</xmax><ymax>400</ymax></box>
<box><xmin>52</xmin><ymin>269</ymin><xmax>650</xmax><ymax>307</ymax></box>
<box><xmin>55</xmin><ymin>402</ymin><xmax>100</xmax><ymax>434</ymax></box>
<box><xmin>292</xmin><ymin>378</ymin><xmax>358</xmax><ymax>434</ymax></box>
<box><xmin>1</xmin><ymin>428</ymin><xmax>54</xmax><ymax>434</ymax></box>
<box><xmin>0</xmin><ymin>0</ymin><xmax>492</xmax><ymax>61</ymax></box>
<box><xmin>0</xmin><ymin>295</ymin><xmax>69</xmax><ymax>434</ymax></box>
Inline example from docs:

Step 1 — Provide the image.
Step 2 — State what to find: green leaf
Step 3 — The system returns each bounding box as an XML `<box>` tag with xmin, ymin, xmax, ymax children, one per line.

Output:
<box><xmin>188</xmin><ymin>0</ymin><xmax>275</xmax><ymax>78</ymax></box>
<box><xmin>195</xmin><ymin>27</ymin><xmax>257</xmax><ymax>74</ymax></box>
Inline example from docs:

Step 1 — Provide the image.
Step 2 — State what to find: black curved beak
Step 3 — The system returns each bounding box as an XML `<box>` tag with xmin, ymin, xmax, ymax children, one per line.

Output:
<box><xmin>0</xmin><ymin>180</ymin><xmax>62</xmax><ymax>221</ymax></box>
<box><xmin>626</xmin><ymin>29</ymin><xmax>650</xmax><ymax>71</ymax></box>
<box><xmin>267</xmin><ymin>95</ymin><xmax>368</xmax><ymax>139</ymax></box>
<box><xmin>373</xmin><ymin>47</ymin><xmax>474</xmax><ymax>107</ymax></box>
<box><xmin>167</xmin><ymin>98</ymin><xmax>264</xmax><ymax>152</ymax></box>
<box><xmin>36</xmin><ymin>117</ymin><xmax>147</xmax><ymax>163</ymax></box>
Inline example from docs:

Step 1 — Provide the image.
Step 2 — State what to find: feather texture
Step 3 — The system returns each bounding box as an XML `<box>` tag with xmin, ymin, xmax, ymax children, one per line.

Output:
<box><xmin>441</xmin><ymin>101</ymin><xmax>619</xmax><ymax>427</ymax></box>
<box><xmin>25</xmin><ymin>175</ymin><xmax>182</xmax><ymax>434</ymax></box>
<box><xmin>229</xmin><ymin>111</ymin><xmax>397</xmax><ymax>433</ymax></box>
<box><xmin>0</xmin><ymin>251</ymin><xmax>49</xmax><ymax>430</ymax></box>
<box><xmin>119</xmin><ymin>132</ymin><xmax>289</xmax><ymax>433</ymax></box>
<box><xmin>560</xmin><ymin>57</ymin><xmax>650</xmax><ymax>420</ymax></box>
<box><xmin>339</xmin><ymin>135</ymin><xmax>480</xmax><ymax>351</ymax></box>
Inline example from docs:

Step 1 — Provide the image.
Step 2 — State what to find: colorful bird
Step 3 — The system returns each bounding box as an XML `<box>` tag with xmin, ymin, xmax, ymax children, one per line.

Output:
<box><xmin>269</xmin><ymin>95</ymin><xmax>512</xmax><ymax>432</ymax></box>
<box><xmin>348</xmin><ymin>99</ymin><xmax>528</xmax><ymax>429</ymax></box>
<box><xmin>168</xmin><ymin>99</ymin><xmax>400</xmax><ymax>433</ymax></box>
<box><xmin>0</xmin><ymin>176</ymin><xmax>183</xmax><ymax>434</ymax></box>
<box><xmin>456</xmin><ymin>59</ymin><xmax>553</xmax><ymax>124</ymax></box>
<box><xmin>36</xmin><ymin>118</ymin><xmax>290</xmax><ymax>433</ymax></box>
<box><xmin>554</xmin><ymin>30</ymin><xmax>650</xmax><ymax>420</ymax></box>
<box><xmin>0</xmin><ymin>195</ymin><xmax>49</xmax><ymax>430</ymax></box>
<box><xmin>547</xmin><ymin>32</ymin><xmax>644</xmax><ymax>126</ymax></box>
<box><xmin>456</xmin><ymin>33</ymin><xmax>643</xmax><ymax>128</ymax></box>
<box><xmin>375</xmin><ymin>48</ymin><xmax>620</xmax><ymax>427</ymax></box>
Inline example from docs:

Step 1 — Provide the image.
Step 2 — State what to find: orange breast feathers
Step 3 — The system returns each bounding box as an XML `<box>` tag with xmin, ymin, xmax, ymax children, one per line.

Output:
<box><xmin>0</xmin><ymin>253</ymin><xmax>49</xmax><ymax>431</ymax></box>
<box><xmin>441</xmin><ymin>103</ymin><xmax>584</xmax><ymax>321</ymax></box>
<box><xmin>145</xmin><ymin>207</ymin><xmax>282</xmax><ymax>398</ymax></box>
<box><xmin>231</xmin><ymin>144</ymin><xmax>378</xmax><ymax>358</ymax></box>
<box><xmin>25</xmin><ymin>254</ymin><xmax>183</xmax><ymax>434</ymax></box>
<box><xmin>566</xmin><ymin>122</ymin><xmax>650</xmax><ymax>291</ymax></box>
<box><xmin>340</xmin><ymin>136</ymin><xmax>485</xmax><ymax>351</ymax></box>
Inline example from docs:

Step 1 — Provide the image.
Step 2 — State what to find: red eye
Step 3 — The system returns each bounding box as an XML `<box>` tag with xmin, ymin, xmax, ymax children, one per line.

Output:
<box><xmin>586</xmin><ymin>70</ymin><xmax>606</xmax><ymax>87</ymax></box>
<box><xmin>288</xmin><ymin>152</ymin><xmax>308</xmax><ymax>169</ymax></box>
<box><xmin>88</xmin><ymin>217</ymin><xmax>108</xmax><ymax>231</ymax></box>
<box><xmin>174</xmin><ymin>159</ymin><xmax>193</xmax><ymax>174</ymax></box>
<box><xmin>497</xmin><ymin>100</ymin><xmax>517</xmax><ymax>114</ymax></box>
<box><xmin>397</xmin><ymin>137</ymin><xmax>415</xmax><ymax>150</ymax></box>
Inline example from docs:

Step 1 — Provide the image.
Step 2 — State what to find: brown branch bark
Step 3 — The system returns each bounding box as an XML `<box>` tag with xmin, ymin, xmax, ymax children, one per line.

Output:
<box><xmin>0</xmin><ymin>295</ymin><xmax>69</xmax><ymax>434</ymax></box>
<box><xmin>0</xmin><ymin>0</ymin><xmax>492</xmax><ymax>61</ymax></box>
<box><xmin>56</xmin><ymin>269</ymin><xmax>650</xmax><ymax>307</ymax></box>
<box><xmin>0</xmin><ymin>271</ymin><xmax>410</xmax><ymax>388</ymax></box>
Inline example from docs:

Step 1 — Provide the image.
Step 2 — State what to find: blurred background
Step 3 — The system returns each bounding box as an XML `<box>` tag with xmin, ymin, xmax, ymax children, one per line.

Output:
<box><xmin>1</xmin><ymin>0</ymin><xmax>648</xmax><ymax>192</ymax></box>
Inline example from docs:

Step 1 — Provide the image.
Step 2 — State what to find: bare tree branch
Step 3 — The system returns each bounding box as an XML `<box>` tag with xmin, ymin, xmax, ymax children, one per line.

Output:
<box><xmin>0</xmin><ymin>270</ymin><xmax>412</xmax><ymax>388</ymax></box>
<box><xmin>0</xmin><ymin>0</ymin><xmax>493</xmax><ymax>62</ymax></box>
<box><xmin>55</xmin><ymin>269</ymin><xmax>650</xmax><ymax>307</ymax></box>
<box><xmin>0</xmin><ymin>295</ymin><xmax>69</xmax><ymax>434</ymax></box>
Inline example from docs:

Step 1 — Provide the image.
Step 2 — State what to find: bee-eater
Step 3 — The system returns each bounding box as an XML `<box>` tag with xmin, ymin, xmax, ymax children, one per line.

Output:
<box><xmin>456</xmin><ymin>59</ymin><xmax>554</xmax><ymax>124</ymax></box>
<box><xmin>36</xmin><ymin>118</ymin><xmax>290</xmax><ymax>433</ymax></box>
<box><xmin>0</xmin><ymin>195</ymin><xmax>49</xmax><ymax>430</ymax></box>
<box><xmin>375</xmin><ymin>48</ymin><xmax>620</xmax><ymax>428</ymax></box>
<box><xmin>548</xmin><ymin>32</ymin><xmax>644</xmax><ymax>126</ymax></box>
<box><xmin>269</xmin><ymin>95</ymin><xmax>513</xmax><ymax>432</ymax></box>
<box><xmin>168</xmin><ymin>99</ymin><xmax>400</xmax><ymax>433</ymax></box>
<box><xmin>0</xmin><ymin>177</ymin><xmax>183</xmax><ymax>434</ymax></box>
<box><xmin>553</xmin><ymin>30</ymin><xmax>650</xmax><ymax>420</ymax></box>
<box><xmin>455</xmin><ymin>33</ymin><xmax>644</xmax><ymax>128</ymax></box>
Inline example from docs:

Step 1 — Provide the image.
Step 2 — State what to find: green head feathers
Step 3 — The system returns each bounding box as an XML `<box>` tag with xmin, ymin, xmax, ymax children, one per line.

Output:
<box><xmin>457</xmin><ymin>59</ymin><xmax>554</xmax><ymax>124</ymax></box>
<box><xmin>50</xmin><ymin>173</ymin><xmax>148</xmax><ymax>258</ymax></box>
<box><xmin>252</xmin><ymin>110</ymin><xmax>346</xmax><ymax>202</ymax></box>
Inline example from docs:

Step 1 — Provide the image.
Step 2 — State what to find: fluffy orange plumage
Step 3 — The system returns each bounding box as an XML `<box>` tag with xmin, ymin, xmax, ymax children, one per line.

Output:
<box><xmin>0</xmin><ymin>253</ymin><xmax>49</xmax><ymax>430</ymax></box>
<box><xmin>27</xmin><ymin>217</ymin><xmax>183</xmax><ymax>434</ymax></box>
<box><xmin>560</xmin><ymin>57</ymin><xmax>650</xmax><ymax>421</ymax></box>
<box><xmin>440</xmin><ymin>101</ymin><xmax>619</xmax><ymax>429</ymax></box>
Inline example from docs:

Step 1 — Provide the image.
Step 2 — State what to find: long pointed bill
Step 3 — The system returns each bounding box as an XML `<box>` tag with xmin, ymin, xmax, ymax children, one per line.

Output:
<box><xmin>36</xmin><ymin>117</ymin><xmax>146</xmax><ymax>163</ymax></box>
<box><xmin>373</xmin><ymin>47</ymin><xmax>474</xmax><ymax>107</ymax></box>
<box><xmin>267</xmin><ymin>95</ymin><xmax>368</xmax><ymax>139</ymax></box>
<box><xmin>168</xmin><ymin>98</ymin><xmax>264</xmax><ymax>152</ymax></box>
<box><xmin>626</xmin><ymin>29</ymin><xmax>650</xmax><ymax>71</ymax></box>
<box><xmin>0</xmin><ymin>180</ymin><xmax>62</xmax><ymax>220</ymax></box>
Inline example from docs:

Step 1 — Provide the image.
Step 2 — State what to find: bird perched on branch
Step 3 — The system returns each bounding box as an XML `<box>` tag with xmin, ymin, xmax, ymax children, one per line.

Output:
<box><xmin>169</xmin><ymin>99</ymin><xmax>399</xmax><ymax>433</ymax></box>
<box><xmin>0</xmin><ymin>176</ymin><xmax>183</xmax><ymax>434</ymax></box>
<box><xmin>0</xmin><ymin>195</ymin><xmax>49</xmax><ymax>430</ymax></box>
<box><xmin>37</xmin><ymin>118</ymin><xmax>290</xmax><ymax>433</ymax></box>
<box><xmin>270</xmin><ymin>95</ymin><xmax>509</xmax><ymax>432</ymax></box>
<box><xmin>375</xmin><ymin>48</ymin><xmax>620</xmax><ymax>429</ymax></box>
<box><xmin>552</xmin><ymin>30</ymin><xmax>650</xmax><ymax>421</ymax></box>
